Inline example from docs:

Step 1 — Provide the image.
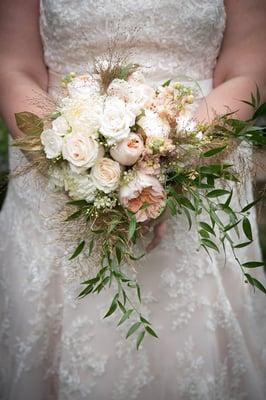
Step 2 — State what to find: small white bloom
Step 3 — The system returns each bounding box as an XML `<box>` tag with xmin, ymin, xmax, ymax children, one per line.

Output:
<box><xmin>195</xmin><ymin>131</ymin><xmax>203</xmax><ymax>140</ymax></box>
<box><xmin>91</xmin><ymin>157</ymin><xmax>121</xmax><ymax>193</ymax></box>
<box><xmin>41</xmin><ymin>129</ymin><xmax>63</xmax><ymax>159</ymax></box>
<box><xmin>62</xmin><ymin>132</ymin><xmax>100</xmax><ymax>172</ymax></box>
<box><xmin>48</xmin><ymin>165</ymin><xmax>66</xmax><ymax>191</ymax></box>
<box><xmin>65</xmin><ymin>169</ymin><xmax>97</xmax><ymax>202</ymax></box>
<box><xmin>110</xmin><ymin>133</ymin><xmax>144</xmax><ymax>166</ymax></box>
<box><xmin>138</xmin><ymin>110</ymin><xmax>171</xmax><ymax>138</ymax></box>
<box><xmin>52</xmin><ymin>115</ymin><xmax>69</xmax><ymax>136</ymax></box>
<box><xmin>100</xmin><ymin>97</ymin><xmax>135</xmax><ymax>145</ymax></box>
<box><xmin>176</xmin><ymin>114</ymin><xmax>196</xmax><ymax>133</ymax></box>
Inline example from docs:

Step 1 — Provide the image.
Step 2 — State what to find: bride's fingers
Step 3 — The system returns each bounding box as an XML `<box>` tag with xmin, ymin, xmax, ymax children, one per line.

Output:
<box><xmin>146</xmin><ymin>221</ymin><xmax>167</xmax><ymax>252</ymax></box>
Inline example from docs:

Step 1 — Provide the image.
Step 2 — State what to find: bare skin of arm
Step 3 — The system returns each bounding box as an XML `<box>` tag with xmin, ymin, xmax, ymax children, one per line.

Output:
<box><xmin>0</xmin><ymin>0</ymin><xmax>48</xmax><ymax>139</ymax></box>
<box><xmin>147</xmin><ymin>0</ymin><xmax>266</xmax><ymax>251</ymax></box>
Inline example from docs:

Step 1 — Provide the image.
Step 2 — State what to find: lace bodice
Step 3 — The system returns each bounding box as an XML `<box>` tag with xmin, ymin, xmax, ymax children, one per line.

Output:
<box><xmin>40</xmin><ymin>0</ymin><xmax>226</xmax><ymax>81</ymax></box>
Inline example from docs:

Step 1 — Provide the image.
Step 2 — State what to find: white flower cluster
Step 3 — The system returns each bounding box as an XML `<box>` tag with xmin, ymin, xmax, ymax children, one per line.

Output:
<box><xmin>41</xmin><ymin>67</ymin><xmax>199</xmax><ymax>221</ymax></box>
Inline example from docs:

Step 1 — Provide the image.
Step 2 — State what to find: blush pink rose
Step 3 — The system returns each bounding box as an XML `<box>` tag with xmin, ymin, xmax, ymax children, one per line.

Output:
<box><xmin>120</xmin><ymin>172</ymin><xmax>166</xmax><ymax>222</ymax></box>
<box><xmin>110</xmin><ymin>133</ymin><xmax>144</xmax><ymax>166</ymax></box>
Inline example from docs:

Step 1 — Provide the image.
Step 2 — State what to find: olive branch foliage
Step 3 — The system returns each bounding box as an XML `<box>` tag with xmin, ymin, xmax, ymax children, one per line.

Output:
<box><xmin>14</xmin><ymin>83</ymin><xmax>266</xmax><ymax>350</ymax></box>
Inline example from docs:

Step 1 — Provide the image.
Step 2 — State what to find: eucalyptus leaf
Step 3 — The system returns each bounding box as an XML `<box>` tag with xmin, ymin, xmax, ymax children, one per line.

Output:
<box><xmin>136</xmin><ymin>330</ymin><xmax>146</xmax><ymax>350</ymax></box>
<box><xmin>69</xmin><ymin>240</ymin><xmax>85</xmax><ymax>260</ymax></box>
<box><xmin>126</xmin><ymin>322</ymin><xmax>142</xmax><ymax>339</ymax></box>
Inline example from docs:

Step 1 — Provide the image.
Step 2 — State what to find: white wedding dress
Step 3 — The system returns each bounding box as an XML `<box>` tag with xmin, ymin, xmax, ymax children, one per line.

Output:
<box><xmin>0</xmin><ymin>1</ymin><xmax>266</xmax><ymax>399</ymax></box>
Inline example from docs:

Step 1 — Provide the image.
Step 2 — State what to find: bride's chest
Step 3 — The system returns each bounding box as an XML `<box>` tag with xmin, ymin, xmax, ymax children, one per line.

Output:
<box><xmin>40</xmin><ymin>0</ymin><xmax>225</xmax><ymax>46</ymax></box>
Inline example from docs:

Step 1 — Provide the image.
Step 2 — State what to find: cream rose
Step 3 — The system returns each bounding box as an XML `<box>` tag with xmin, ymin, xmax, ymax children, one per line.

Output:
<box><xmin>52</xmin><ymin>115</ymin><xmax>69</xmax><ymax>136</ymax></box>
<box><xmin>62</xmin><ymin>132</ymin><xmax>100</xmax><ymax>172</ymax></box>
<box><xmin>91</xmin><ymin>157</ymin><xmax>121</xmax><ymax>193</ymax></box>
<box><xmin>41</xmin><ymin>129</ymin><xmax>63</xmax><ymax>159</ymax></box>
<box><xmin>110</xmin><ymin>133</ymin><xmax>144</xmax><ymax>166</ymax></box>
<box><xmin>119</xmin><ymin>172</ymin><xmax>166</xmax><ymax>222</ymax></box>
<box><xmin>138</xmin><ymin>110</ymin><xmax>171</xmax><ymax>138</ymax></box>
<box><xmin>99</xmin><ymin>97</ymin><xmax>135</xmax><ymax>145</ymax></box>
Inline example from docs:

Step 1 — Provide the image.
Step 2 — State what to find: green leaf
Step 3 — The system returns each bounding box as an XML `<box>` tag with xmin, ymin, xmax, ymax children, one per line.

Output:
<box><xmin>241</xmin><ymin>197</ymin><xmax>263</xmax><ymax>213</ymax></box>
<box><xmin>253</xmin><ymin>103</ymin><xmax>266</xmax><ymax>119</ymax></box>
<box><xmin>183</xmin><ymin>207</ymin><xmax>192</xmax><ymax>230</ymax></box>
<box><xmin>67</xmin><ymin>199</ymin><xmax>88</xmax><ymax>207</ymax></box>
<box><xmin>145</xmin><ymin>325</ymin><xmax>158</xmax><ymax>338</ymax></box>
<box><xmin>136</xmin><ymin>283</ymin><xmax>141</xmax><ymax>303</ymax></box>
<box><xmin>245</xmin><ymin>273</ymin><xmax>266</xmax><ymax>294</ymax></box>
<box><xmin>207</xmin><ymin>189</ymin><xmax>230</xmax><ymax>198</ymax></box>
<box><xmin>199</xmin><ymin>229</ymin><xmax>209</xmax><ymax>238</ymax></box>
<box><xmin>88</xmin><ymin>239</ymin><xmax>94</xmax><ymax>256</ymax></box>
<box><xmin>242</xmin><ymin>217</ymin><xmax>253</xmax><ymax>241</ymax></box>
<box><xmin>69</xmin><ymin>240</ymin><xmax>85</xmax><ymax>260</ymax></box>
<box><xmin>136</xmin><ymin>330</ymin><xmax>146</xmax><ymax>350</ymax></box>
<box><xmin>128</xmin><ymin>215</ymin><xmax>137</xmax><ymax>240</ymax></box>
<box><xmin>115</xmin><ymin>246</ymin><xmax>122</xmax><ymax>264</ymax></box>
<box><xmin>199</xmin><ymin>222</ymin><xmax>215</xmax><ymax>236</ymax></box>
<box><xmin>201</xmin><ymin>238</ymin><xmax>219</xmax><ymax>252</ymax></box>
<box><xmin>117</xmin><ymin>309</ymin><xmax>134</xmax><ymax>326</ymax></box>
<box><xmin>65</xmin><ymin>209</ymin><xmax>83</xmax><ymax>221</ymax></box>
<box><xmin>15</xmin><ymin>111</ymin><xmax>44</xmax><ymax>135</ymax></box>
<box><xmin>103</xmin><ymin>295</ymin><xmax>118</xmax><ymax>318</ymax></box>
<box><xmin>140</xmin><ymin>316</ymin><xmax>151</xmax><ymax>325</ymax></box>
<box><xmin>242</xmin><ymin>261</ymin><xmax>265</xmax><ymax>268</ymax></box>
<box><xmin>162</xmin><ymin>79</ymin><xmax>171</xmax><ymax>87</ymax></box>
<box><xmin>234</xmin><ymin>241</ymin><xmax>252</xmax><ymax>249</ymax></box>
<box><xmin>176</xmin><ymin>195</ymin><xmax>195</xmax><ymax>211</ymax></box>
<box><xmin>202</xmin><ymin>145</ymin><xmax>227</xmax><ymax>158</ymax></box>
<box><xmin>126</xmin><ymin>322</ymin><xmax>142</xmax><ymax>339</ymax></box>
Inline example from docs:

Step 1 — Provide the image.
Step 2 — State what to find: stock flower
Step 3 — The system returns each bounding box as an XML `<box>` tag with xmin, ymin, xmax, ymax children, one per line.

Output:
<box><xmin>99</xmin><ymin>97</ymin><xmax>135</xmax><ymax>145</ymax></box>
<box><xmin>41</xmin><ymin>129</ymin><xmax>63</xmax><ymax>159</ymax></box>
<box><xmin>119</xmin><ymin>172</ymin><xmax>166</xmax><ymax>222</ymax></box>
<box><xmin>62</xmin><ymin>132</ymin><xmax>100</xmax><ymax>172</ymax></box>
<box><xmin>138</xmin><ymin>110</ymin><xmax>171</xmax><ymax>138</ymax></box>
<box><xmin>65</xmin><ymin>169</ymin><xmax>97</xmax><ymax>202</ymax></box>
<box><xmin>110</xmin><ymin>133</ymin><xmax>144</xmax><ymax>166</ymax></box>
<box><xmin>91</xmin><ymin>157</ymin><xmax>121</xmax><ymax>193</ymax></box>
<box><xmin>61</xmin><ymin>95</ymin><xmax>103</xmax><ymax>136</ymax></box>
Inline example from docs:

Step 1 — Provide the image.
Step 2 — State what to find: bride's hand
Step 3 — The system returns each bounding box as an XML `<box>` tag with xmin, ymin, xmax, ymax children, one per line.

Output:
<box><xmin>146</xmin><ymin>220</ymin><xmax>167</xmax><ymax>252</ymax></box>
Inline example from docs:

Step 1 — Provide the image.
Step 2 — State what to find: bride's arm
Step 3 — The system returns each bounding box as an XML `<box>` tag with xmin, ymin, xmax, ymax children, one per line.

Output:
<box><xmin>0</xmin><ymin>0</ymin><xmax>48</xmax><ymax>139</ymax></box>
<box><xmin>148</xmin><ymin>0</ymin><xmax>266</xmax><ymax>251</ymax></box>
<box><xmin>196</xmin><ymin>0</ymin><xmax>266</xmax><ymax>122</ymax></box>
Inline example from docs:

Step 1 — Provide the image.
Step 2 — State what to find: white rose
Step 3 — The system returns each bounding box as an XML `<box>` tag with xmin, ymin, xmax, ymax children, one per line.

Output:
<box><xmin>52</xmin><ymin>115</ymin><xmax>69</xmax><ymax>136</ymax></box>
<box><xmin>99</xmin><ymin>97</ymin><xmax>135</xmax><ymax>145</ymax></box>
<box><xmin>65</xmin><ymin>169</ymin><xmax>97</xmax><ymax>202</ymax></box>
<box><xmin>128</xmin><ymin>70</ymin><xmax>146</xmax><ymax>84</ymax></box>
<box><xmin>138</xmin><ymin>110</ymin><xmax>171</xmax><ymax>138</ymax></box>
<box><xmin>62</xmin><ymin>132</ymin><xmax>100</xmax><ymax>172</ymax></box>
<box><xmin>41</xmin><ymin>129</ymin><xmax>63</xmax><ymax>159</ymax></box>
<box><xmin>110</xmin><ymin>133</ymin><xmax>144</xmax><ymax>166</ymax></box>
<box><xmin>67</xmin><ymin>74</ymin><xmax>101</xmax><ymax>98</ymax></box>
<box><xmin>61</xmin><ymin>95</ymin><xmax>103</xmax><ymax>137</ymax></box>
<box><xmin>91</xmin><ymin>157</ymin><xmax>121</xmax><ymax>193</ymax></box>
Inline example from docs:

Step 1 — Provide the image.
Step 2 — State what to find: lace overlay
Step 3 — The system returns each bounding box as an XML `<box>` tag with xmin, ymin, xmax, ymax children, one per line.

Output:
<box><xmin>1</xmin><ymin>1</ymin><xmax>266</xmax><ymax>399</ymax></box>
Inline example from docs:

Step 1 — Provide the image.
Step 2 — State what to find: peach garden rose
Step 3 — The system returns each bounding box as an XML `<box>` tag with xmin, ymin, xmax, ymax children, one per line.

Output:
<box><xmin>119</xmin><ymin>172</ymin><xmax>166</xmax><ymax>222</ymax></box>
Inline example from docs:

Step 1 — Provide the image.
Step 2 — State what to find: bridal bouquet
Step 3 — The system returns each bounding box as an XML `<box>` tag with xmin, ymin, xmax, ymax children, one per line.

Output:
<box><xmin>14</xmin><ymin>60</ymin><xmax>266</xmax><ymax>348</ymax></box>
